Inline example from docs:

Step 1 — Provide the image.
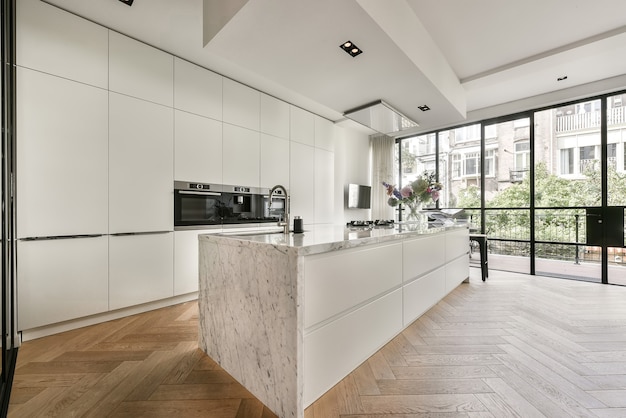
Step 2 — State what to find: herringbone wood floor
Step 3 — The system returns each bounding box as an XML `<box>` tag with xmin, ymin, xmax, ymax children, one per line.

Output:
<box><xmin>9</xmin><ymin>268</ymin><xmax>626</xmax><ymax>417</ymax></box>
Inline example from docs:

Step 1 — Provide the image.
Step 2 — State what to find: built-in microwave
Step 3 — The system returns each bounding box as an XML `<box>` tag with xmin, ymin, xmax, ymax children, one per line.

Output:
<box><xmin>174</xmin><ymin>181</ymin><xmax>283</xmax><ymax>229</ymax></box>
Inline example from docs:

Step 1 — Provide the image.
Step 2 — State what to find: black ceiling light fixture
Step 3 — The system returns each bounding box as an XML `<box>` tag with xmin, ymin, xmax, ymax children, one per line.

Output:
<box><xmin>118</xmin><ymin>0</ymin><xmax>134</xmax><ymax>6</ymax></box>
<box><xmin>417</xmin><ymin>105</ymin><xmax>430</xmax><ymax>112</ymax></box>
<box><xmin>340</xmin><ymin>40</ymin><xmax>362</xmax><ymax>57</ymax></box>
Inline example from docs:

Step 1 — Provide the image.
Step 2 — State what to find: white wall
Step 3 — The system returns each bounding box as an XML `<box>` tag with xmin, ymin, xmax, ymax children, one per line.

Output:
<box><xmin>334</xmin><ymin>125</ymin><xmax>372</xmax><ymax>224</ymax></box>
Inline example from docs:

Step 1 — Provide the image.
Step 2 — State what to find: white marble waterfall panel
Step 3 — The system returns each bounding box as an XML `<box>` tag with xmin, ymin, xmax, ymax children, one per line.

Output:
<box><xmin>198</xmin><ymin>236</ymin><xmax>303</xmax><ymax>418</ymax></box>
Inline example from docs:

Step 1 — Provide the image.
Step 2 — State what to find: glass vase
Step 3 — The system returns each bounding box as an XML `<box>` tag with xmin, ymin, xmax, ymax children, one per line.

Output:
<box><xmin>404</xmin><ymin>201</ymin><xmax>422</xmax><ymax>222</ymax></box>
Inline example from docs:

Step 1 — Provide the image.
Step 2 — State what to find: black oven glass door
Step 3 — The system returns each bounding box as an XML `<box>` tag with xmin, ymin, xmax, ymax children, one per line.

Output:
<box><xmin>175</xmin><ymin>190</ymin><xmax>224</xmax><ymax>227</ymax></box>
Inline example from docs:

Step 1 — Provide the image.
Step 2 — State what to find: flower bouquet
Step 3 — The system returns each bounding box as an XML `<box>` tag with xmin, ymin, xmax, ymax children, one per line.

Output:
<box><xmin>382</xmin><ymin>171</ymin><xmax>442</xmax><ymax>221</ymax></box>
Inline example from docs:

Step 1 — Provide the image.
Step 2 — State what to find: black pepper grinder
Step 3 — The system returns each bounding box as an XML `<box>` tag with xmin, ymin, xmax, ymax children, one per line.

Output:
<box><xmin>293</xmin><ymin>216</ymin><xmax>304</xmax><ymax>233</ymax></box>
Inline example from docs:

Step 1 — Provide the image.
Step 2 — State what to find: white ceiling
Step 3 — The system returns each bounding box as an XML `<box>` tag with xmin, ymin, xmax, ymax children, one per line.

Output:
<box><xmin>43</xmin><ymin>0</ymin><xmax>626</xmax><ymax>135</ymax></box>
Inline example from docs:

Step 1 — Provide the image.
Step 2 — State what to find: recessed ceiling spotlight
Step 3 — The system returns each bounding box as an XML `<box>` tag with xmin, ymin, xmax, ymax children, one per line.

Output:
<box><xmin>557</xmin><ymin>75</ymin><xmax>568</xmax><ymax>81</ymax></box>
<box><xmin>118</xmin><ymin>0</ymin><xmax>134</xmax><ymax>6</ymax></box>
<box><xmin>340</xmin><ymin>40</ymin><xmax>362</xmax><ymax>57</ymax></box>
<box><xmin>418</xmin><ymin>105</ymin><xmax>430</xmax><ymax>112</ymax></box>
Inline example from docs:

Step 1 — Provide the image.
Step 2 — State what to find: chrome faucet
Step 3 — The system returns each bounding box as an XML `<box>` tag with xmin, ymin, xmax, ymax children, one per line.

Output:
<box><xmin>269</xmin><ymin>185</ymin><xmax>290</xmax><ymax>234</ymax></box>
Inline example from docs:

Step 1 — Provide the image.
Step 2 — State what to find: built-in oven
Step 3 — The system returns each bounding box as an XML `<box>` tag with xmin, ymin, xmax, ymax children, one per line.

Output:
<box><xmin>174</xmin><ymin>181</ymin><xmax>283</xmax><ymax>229</ymax></box>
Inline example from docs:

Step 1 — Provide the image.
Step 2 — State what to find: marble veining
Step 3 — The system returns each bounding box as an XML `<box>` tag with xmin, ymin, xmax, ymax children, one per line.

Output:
<box><xmin>199</xmin><ymin>237</ymin><xmax>303</xmax><ymax>418</ymax></box>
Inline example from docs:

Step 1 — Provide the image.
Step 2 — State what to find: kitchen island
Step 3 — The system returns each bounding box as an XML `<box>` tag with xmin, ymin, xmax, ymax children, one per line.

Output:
<box><xmin>198</xmin><ymin>224</ymin><xmax>469</xmax><ymax>418</ymax></box>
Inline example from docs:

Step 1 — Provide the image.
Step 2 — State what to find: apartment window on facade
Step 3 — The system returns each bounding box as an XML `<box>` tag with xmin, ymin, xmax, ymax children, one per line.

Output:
<box><xmin>511</xmin><ymin>141</ymin><xmax>530</xmax><ymax>182</ymax></box>
<box><xmin>451</xmin><ymin>149</ymin><xmax>495</xmax><ymax>179</ymax></box>
<box><xmin>561</xmin><ymin>148</ymin><xmax>575</xmax><ymax>175</ymax></box>
<box><xmin>454</xmin><ymin>124</ymin><xmax>481</xmax><ymax>143</ymax></box>
<box><xmin>608</xmin><ymin>143</ymin><xmax>617</xmax><ymax>169</ymax></box>
<box><xmin>580</xmin><ymin>145</ymin><xmax>599</xmax><ymax>173</ymax></box>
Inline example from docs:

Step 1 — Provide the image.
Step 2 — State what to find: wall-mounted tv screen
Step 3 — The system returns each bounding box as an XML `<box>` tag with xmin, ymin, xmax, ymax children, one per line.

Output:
<box><xmin>348</xmin><ymin>184</ymin><xmax>371</xmax><ymax>209</ymax></box>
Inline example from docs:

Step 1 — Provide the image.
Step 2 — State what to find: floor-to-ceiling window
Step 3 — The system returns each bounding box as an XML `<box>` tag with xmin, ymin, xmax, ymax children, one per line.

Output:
<box><xmin>606</xmin><ymin>93</ymin><xmax>626</xmax><ymax>285</ymax></box>
<box><xmin>1</xmin><ymin>0</ymin><xmax>18</xmax><ymax>411</ymax></box>
<box><xmin>395</xmin><ymin>91</ymin><xmax>626</xmax><ymax>286</ymax></box>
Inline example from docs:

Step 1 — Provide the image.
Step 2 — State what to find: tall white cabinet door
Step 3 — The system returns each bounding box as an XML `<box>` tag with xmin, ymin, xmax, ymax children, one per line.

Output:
<box><xmin>222</xmin><ymin>124</ymin><xmax>260</xmax><ymax>187</ymax></box>
<box><xmin>17</xmin><ymin>68</ymin><xmax>108</xmax><ymax>238</ymax></box>
<box><xmin>290</xmin><ymin>106</ymin><xmax>315</xmax><ymax>146</ymax></box>
<box><xmin>109</xmin><ymin>233</ymin><xmax>174</xmax><ymax>310</ymax></box>
<box><xmin>109</xmin><ymin>31</ymin><xmax>173</xmax><ymax>107</ymax></box>
<box><xmin>223</xmin><ymin>79</ymin><xmax>260</xmax><ymax>131</ymax></box>
<box><xmin>174</xmin><ymin>58</ymin><xmax>222</xmax><ymax>120</ymax></box>
<box><xmin>174</xmin><ymin>110</ymin><xmax>222</xmax><ymax>183</ymax></box>
<box><xmin>315</xmin><ymin>116</ymin><xmax>335</xmax><ymax>152</ymax></box>
<box><xmin>260</xmin><ymin>134</ymin><xmax>289</xmax><ymax>189</ymax></box>
<box><xmin>314</xmin><ymin>148</ymin><xmax>334</xmax><ymax>224</ymax></box>
<box><xmin>261</xmin><ymin>94</ymin><xmax>289</xmax><ymax>139</ymax></box>
<box><xmin>17</xmin><ymin>0</ymin><xmax>108</xmax><ymax>88</ymax></box>
<box><xmin>18</xmin><ymin>236</ymin><xmax>109</xmax><ymax>330</ymax></box>
<box><xmin>174</xmin><ymin>229</ymin><xmax>221</xmax><ymax>295</ymax></box>
<box><xmin>109</xmin><ymin>93</ymin><xmax>174</xmax><ymax>233</ymax></box>
<box><xmin>290</xmin><ymin>142</ymin><xmax>315</xmax><ymax>224</ymax></box>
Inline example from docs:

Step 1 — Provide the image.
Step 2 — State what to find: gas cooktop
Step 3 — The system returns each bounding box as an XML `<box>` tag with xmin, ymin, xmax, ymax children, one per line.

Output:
<box><xmin>346</xmin><ymin>220</ymin><xmax>395</xmax><ymax>229</ymax></box>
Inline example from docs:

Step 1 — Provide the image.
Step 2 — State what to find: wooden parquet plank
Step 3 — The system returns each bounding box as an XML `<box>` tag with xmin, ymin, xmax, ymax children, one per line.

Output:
<box><xmin>376</xmin><ymin>378</ymin><xmax>493</xmax><ymax>396</ymax></box>
<box><xmin>109</xmin><ymin>399</ymin><xmax>242</xmax><ymax>418</ymax></box>
<box><xmin>350</xmin><ymin>361</ymin><xmax>381</xmax><ymax>396</ymax></box>
<box><xmin>359</xmin><ymin>393</ymin><xmax>488</xmax><ymax>414</ymax></box>
<box><xmin>488</xmin><ymin>363</ymin><xmax>574</xmax><ymax>418</ymax></box>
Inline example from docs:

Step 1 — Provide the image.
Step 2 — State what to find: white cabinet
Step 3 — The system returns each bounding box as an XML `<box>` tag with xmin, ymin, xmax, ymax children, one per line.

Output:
<box><xmin>17</xmin><ymin>68</ymin><xmax>108</xmax><ymax>238</ymax></box>
<box><xmin>290</xmin><ymin>106</ymin><xmax>315</xmax><ymax>146</ymax></box>
<box><xmin>304</xmin><ymin>289</ymin><xmax>402</xmax><ymax>407</ymax></box>
<box><xmin>260</xmin><ymin>134</ymin><xmax>289</xmax><ymax>189</ymax></box>
<box><xmin>314</xmin><ymin>116</ymin><xmax>335</xmax><ymax>152</ymax></box>
<box><xmin>290</xmin><ymin>142</ymin><xmax>315</xmax><ymax>224</ymax></box>
<box><xmin>174</xmin><ymin>58</ymin><xmax>222</xmax><ymax>120</ymax></box>
<box><xmin>222</xmin><ymin>124</ymin><xmax>260</xmax><ymax>187</ymax></box>
<box><xmin>403</xmin><ymin>234</ymin><xmax>446</xmax><ymax>282</ymax></box>
<box><xmin>446</xmin><ymin>228</ymin><xmax>470</xmax><ymax>261</ymax></box>
<box><xmin>174</xmin><ymin>229</ymin><xmax>223</xmax><ymax>295</ymax></box>
<box><xmin>109</xmin><ymin>31</ymin><xmax>173</xmax><ymax>107</ymax></box>
<box><xmin>109</xmin><ymin>233</ymin><xmax>174</xmax><ymax>310</ymax></box>
<box><xmin>446</xmin><ymin>254</ymin><xmax>470</xmax><ymax>292</ymax></box>
<box><xmin>403</xmin><ymin>266</ymin><xmax>445</xmax><ymax>326</ymax></box>
<box><xmin>314</xmin><ymin>148</ymin><xmax>334</xmax><ymax>224</ymax></box>
<box><xmin>17</xmin><ymin>0</ymin><xmax>108</xmax><ymax>88</ymax></box>
<box><xmin>174</xmin><ymin>110</ymin><xmax>223</xmax><ymax>184</ymax></box>
<box><xmin>18</xmin><ymin>236</ymin><xmax>109</xmax><ymax>330</ymax></box>
<box><xmin>109</xmin><ymin>93</ymin><xmax>174</xmax><ymax>233</ymax></box>
<box><xmin>223</xmin><ymin>78</ymin><xmax>260</xmax><ymax>131</ymax></box>
<box><xmin>174</xmin><ymin>230</ymin><xmax>202</xmax><ymax>295</ymax></box>
<box><xmin>304</xmin><ymin>242</ymin><xmax>402</xmax><ymax>329</ymax></box>
<box><xmin>260</xmin><ymin>93</ymin><xmax>289</xmax><ymax>139</ymax></box>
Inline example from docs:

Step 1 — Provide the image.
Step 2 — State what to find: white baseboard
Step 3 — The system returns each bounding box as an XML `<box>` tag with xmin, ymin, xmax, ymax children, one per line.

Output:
<box><xmin>20</xmin><ymin>292</ymin><xmax>199</xmax><ymax>342</ymax></box>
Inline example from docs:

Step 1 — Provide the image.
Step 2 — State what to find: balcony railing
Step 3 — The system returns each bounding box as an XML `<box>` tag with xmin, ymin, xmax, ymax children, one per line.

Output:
<box><xmin>556</xmin><ymin>106</ymin><xmax>626</xmax><ymax>132</ymax></box>
<box><xmin>509</xmin><ymin>168</ymin><xmax>528</xmax><ymax>183</ymax></box>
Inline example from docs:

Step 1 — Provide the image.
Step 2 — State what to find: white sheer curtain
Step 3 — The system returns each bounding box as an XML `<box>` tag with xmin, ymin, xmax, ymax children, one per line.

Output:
<box><xmin>370</xmin><ymin>133</ymin><xmax>395</xmax><ymax>220</ymax></box>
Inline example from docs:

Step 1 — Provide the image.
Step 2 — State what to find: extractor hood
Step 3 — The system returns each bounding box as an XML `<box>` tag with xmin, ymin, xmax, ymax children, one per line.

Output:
<box><xmin>343</xmin><ymin>100</ymin><xmax>418</xmax><ymax>135</ymax></box>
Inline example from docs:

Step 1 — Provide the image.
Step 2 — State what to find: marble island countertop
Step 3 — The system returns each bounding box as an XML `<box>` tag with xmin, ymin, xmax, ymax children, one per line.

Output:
<box><xmin>198</xmin><ymin>222</ymin><xmax>471</xmax><ymax>417</ymax></box>
<box><xmin>203</xmin><ymin>223</ymin><xmax>466</xmax><ymax>256</ymax></box>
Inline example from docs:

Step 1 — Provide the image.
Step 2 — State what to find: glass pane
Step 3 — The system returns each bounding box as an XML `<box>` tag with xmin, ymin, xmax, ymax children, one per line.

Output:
<box><xmin>486</xmin><ymin>241</ymin><xmax>530</xmax><ymax>274</ymax></box>
<box><xmin>439</xmin><ymin>124</ymin><xmax>482</xmax><ymax>209</ymax></box>
<box><xmin>485</xmin><ymin>209</ymin><xmax>530</xmax><ymax>240</ymax></box>
<box><xmin>535</xmin><ymin>243</ymin><xmax>601</xmax><ymax>282</ymax></box>
<box><xmin>608</xmin><ymin>247</ymin><xmax>626</xmax><ymax>285</ymax></box>
<box><xmin>484</xmin><ymin>118</ymin><xmax>530</xmax><ymax>208</ymax></box>
<box><xmin>535</xmin><ymin>208</ymin><xmax>586</xmax><ymax>244</ymax></box>
<box><xmin>607</xmin><ymin>94</ymin><xmax>626</xmax><ymax>206</ymax></box>
<box><xmin>535</xmin><ymin>100</ymin><xmax>602</xmax><ymax>207</ymax></box>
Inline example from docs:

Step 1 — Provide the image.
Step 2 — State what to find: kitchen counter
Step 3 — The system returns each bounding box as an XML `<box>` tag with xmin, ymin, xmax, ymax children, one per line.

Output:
<box><xmin>198</xmin><ymin>224</ymin><xmax>469</xmax><ymax>418</ymax></box>
<box><xmin>215</xmin><ymin>223</ymin><xmax>452</xmax><ymax>254</ymax></box>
